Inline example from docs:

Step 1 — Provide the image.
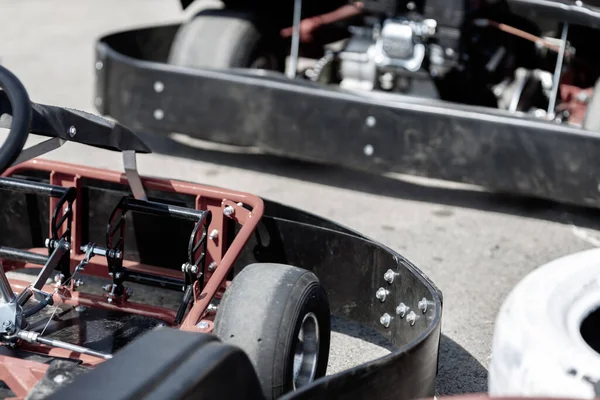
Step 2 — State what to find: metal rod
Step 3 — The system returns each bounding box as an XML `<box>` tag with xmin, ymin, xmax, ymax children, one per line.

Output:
<box><xmin>123</xmin><ymin>197</ymin><xmax>209</xmax><ymax>222</ymax></box>
<box><xmin>31</xmin><ymin>239</ymin><xmax>69</xmax><ymax>291</ymax></box>
<box><xmin>17</xmin><ymin>330</ymin><xmax>112</xmax><ymax>360</ymax></box>
<box><xmin>0</xmin><ymin>246</ymin><xmax>48</xmax><ymax>265</ymax></box>
<box><xmin>0</xmin><ymin>177</ymin><xmax>69</xmax><ymax>198</ymax></box>
<box><xmin>548</xmin><ymin>22</ymin><xmax>569</xmax><ymax>116</ymax></box>
<box><xmin>286</xmin><ymin>0</ymin><xmax>303</xmax><ymax>79</ymax></box>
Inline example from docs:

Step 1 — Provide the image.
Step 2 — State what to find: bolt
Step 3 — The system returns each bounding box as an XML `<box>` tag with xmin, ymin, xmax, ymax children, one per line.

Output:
<box><xmin>223</xmin><ymin>205</ymin><xmax>235</xmax><ymax>217</ymax></box>
<box><xmin>154</xmin><ymin>81</ymin><xmax>164</xmax><ymax>93</ymax></box>
<box><xmin>2</xmin><ymin>320</ymin><xmax>14</xmax><ymax>332</ymax></box>
<box><xmin>74</xmin><ymin>279</ymin><xmax>84</xmax><ymax>288</ymax></box>
<box><xmin>363</xmin><ymin>144</ymin><xmax>374</xmax><ymax>156</ymax></box>
<box><xmin>406</xmin><ymin>311</ymin><xmax>417</xmax><ymax>326</ymax></box>
<box><xmin>207</xmin><ymin>303</ymin><xmax>218</xmax><ymax>314</ymax></box>
<box><xmin>75</xmin><ymin>305</ymin><xmax>86</xmax><ymax>313</ymax></box>
<box><xmin>53</xmin><ymin>374</ymin><xmax>66</xmax><ymax>384</ymax></box>
<box><xmin>375</xmin><ymin>287</ymin><xmax>389</xmax><ymax>302</ymax></box>
<box><xmin>181</xmin><ymin>263</ymin><xmax>188</xmax><ymax>272</ymax></box>
<box><xmin>196</xmin><ymin>321</ymin><xmax>209</xmax><ymax>329</ymax></box>
<box><xmin>107</xmin><ymin>297</ymin><xmax>113</xmax><ymax>304</ymax></box>
<box><xmin>209</xmin><ymin>229</ymin><xmax>219</xmax><ymax>240</ymax></box>
<box><xmin>115</xmin><ymin>272</ymin><xmax>122</xmax><ymax>280</ymax></box>
<box><xmin>102</xmin><ymin>284</ymin><xmax>112</xmax><ymax>292</ymax></box>
<box><xmin>190</xmin><ymin>265</ymin><xmax>198</xmax><ymax>274</ymax></box>
<box><xmin>153</xmin><ymin>109</ymin><xmax>164</xmax><ymax>120</ymax></box>
<box><xmin>45</xmin><ymin>238</ymin><xmax>51</xmax><ymax>248</ymax></box>
<box><xmin>384</xmin><ymin>269</ymin><xmax>397</xmax><ymax>284</ymax></box>
<box><xmin>418</xmin><ymin>297</ymin><xmax>428</xmax><ymax>313</ymax></box>
<box><xmin>208</xmin><ymin>262</ymin><xmax>217</xmax><ymax>272</ymax></box>
<box><xmin>68</xmin><ymin>126</ymin><xmax>77</xmax><ymax>138</ymax></box>
<box><xmin>95</xmin><ymin>61</ymin><xmax>103</xmax><ymax>70</ymax></box>
<box><xmin>365</xmin><ymin>116</ymin><xmax>377</xmax><ymax>127</ymax></box>
<box><xmin>380</xmin><ymin>313</ymin><xmax>391</xmax><ymax>328</ymax></box>
<box><xmin>396</xmin><ymin>302</ymin><xmax>408</xmax><ymax>318</ymax></box>
<box><xmin>406</xmin><ymin>1</ymin><xmax>416</xmax><ymax>10</ymax></box>
<box><xmin>576</xmin><ymin>0</ymin><xmax>583</xmax><ymax>5</ymax></box>
<box><xmin>54</xmin><ymin>274</ymin><xmax>64</xmax><ymax>285</ymax></box>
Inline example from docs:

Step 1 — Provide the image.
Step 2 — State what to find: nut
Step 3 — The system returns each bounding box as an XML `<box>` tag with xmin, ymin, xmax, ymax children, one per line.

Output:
<box><xmin>223</xmin><ymin>205</ymin><xmax>235</xmax><ymax>217</ymax></box>
<box><xmin>406</xmin><ymin>311</ymin><xmax>417</xmax><ymax>326</ymax></box>
<box><xmin>379</xmin><ymin>313</ymin><xmax>391</xmax><ymax>328</ymax></box>
<box><xmin>396</xmin><ymin>302</ymin><xmax>408</xmax><ymax>318</ymax></box>
<box><xmin>418</xmin><ymin>297</ymin><xmax>428</xmax><ymax>314</ymax></box>
<box><xmin>383</xmin><ymin>269</ymin><xmax>397</xmax><ymax>284</ymax></box>
<box><xmin>375</xmin><ymin>287</ymin><xmax>389</xmax><ymax>302</ymax></box>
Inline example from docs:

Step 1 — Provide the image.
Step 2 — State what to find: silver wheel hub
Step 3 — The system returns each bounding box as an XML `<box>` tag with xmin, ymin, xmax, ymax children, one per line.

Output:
<box><xmin>292</xmin><ymin>312</ymin><xmax>320</xmax><ymax>390</ymax></box>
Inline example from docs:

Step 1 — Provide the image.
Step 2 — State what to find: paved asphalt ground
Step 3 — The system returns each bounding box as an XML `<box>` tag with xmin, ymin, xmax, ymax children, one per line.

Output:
<box><xmin>3</xmin><ymin>0</ymin><xmax>600</xmax><ymax>395</ymax></box>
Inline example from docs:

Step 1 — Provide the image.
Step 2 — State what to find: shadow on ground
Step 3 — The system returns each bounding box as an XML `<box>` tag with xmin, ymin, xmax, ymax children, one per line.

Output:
<box><xmin>331</xmin><ymin>315</ymin><xmax>487</xmax><ymax>395</ymax></box>
<box><xmin>140</xmin><ymin>131</ymin><xmax>600</xmax><ymax>230</ymax></box>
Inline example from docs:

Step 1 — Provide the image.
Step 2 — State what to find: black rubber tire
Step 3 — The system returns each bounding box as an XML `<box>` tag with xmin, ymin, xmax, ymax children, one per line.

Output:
<box><xmin>583</xmin><ymin>77</ymin><xmax>600</xmax><ymax>132</ymax></box>
<box><xmin>167</xmin><ymin>9</ymin><xmax>285</xmax><ymax>70</ymax></box>
<box><xmin>213</xmin><ymin>263</ymin><xmax>331</xmax><ymax>399</ymax></box>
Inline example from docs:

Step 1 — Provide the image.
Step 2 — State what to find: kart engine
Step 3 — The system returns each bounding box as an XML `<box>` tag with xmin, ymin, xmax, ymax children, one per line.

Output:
<box><xmin>306</xmin><ymin>0</ymin><xmax>600</xmax><ymax>126</ymax></box>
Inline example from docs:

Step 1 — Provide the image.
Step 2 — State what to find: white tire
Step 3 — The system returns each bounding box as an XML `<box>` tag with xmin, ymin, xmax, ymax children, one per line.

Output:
<box><xmin>489</xmin><ymin>248</ymin><xmax>600</xmax><ymax>398</ymax></box>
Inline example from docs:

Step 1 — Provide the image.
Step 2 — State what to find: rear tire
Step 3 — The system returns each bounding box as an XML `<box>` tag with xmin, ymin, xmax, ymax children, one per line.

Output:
<box><xmin>167</xmin><ymin>9</ymin><xmax>285</xmax><ymax>70</ymax></box>
<box><xmin>213</xmin><ymin>263</ymin><xmax>331</xmax><ymax>399</ymax></box>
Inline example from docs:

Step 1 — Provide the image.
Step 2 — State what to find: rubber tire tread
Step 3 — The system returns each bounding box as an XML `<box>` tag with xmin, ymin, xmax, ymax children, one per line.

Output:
<box><xmin>168</xmin><ymin>9</ymin><xmax>275</xmax><ymax>69</ymax></box>
<box><xmin>213</xmin><ymin>263</ymin><xmax>330</xmax><ymax>399</ymax></box>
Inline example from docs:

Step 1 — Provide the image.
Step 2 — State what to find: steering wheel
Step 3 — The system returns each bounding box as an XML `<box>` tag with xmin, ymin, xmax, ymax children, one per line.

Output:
<box><xmin>0</xmin><ymin>65</ymin><xmax>31</xmax><ymax>175</ymax></box>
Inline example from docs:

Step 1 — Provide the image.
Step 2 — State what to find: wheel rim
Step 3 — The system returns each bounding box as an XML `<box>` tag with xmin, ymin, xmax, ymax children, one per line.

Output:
<box><xmin>292</xmin><ymin>312</ymin><xmax>320</xmax><ymax>390</ymax></box>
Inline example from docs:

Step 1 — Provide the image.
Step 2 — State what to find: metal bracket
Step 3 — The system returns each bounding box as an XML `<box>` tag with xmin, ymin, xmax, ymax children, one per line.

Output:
<box><xmin>10</xmin><ymin>137</ymin><xmax>66</xmax><ymax>167</ymax></box>
<box><xmin>122</xmin><ymin>150</ymin><xmax>147</xmax><ymax>201</ymax></box>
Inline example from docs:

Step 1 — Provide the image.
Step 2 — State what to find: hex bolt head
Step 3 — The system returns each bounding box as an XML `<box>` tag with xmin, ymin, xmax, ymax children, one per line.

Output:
<box><xmin>380</xmin><ymin>313</ymin><xmax>391</xmax><ymax>328</ymax></box>
<box><xmin>418</xmin><ymin>297</ymin><xmax>428</xmax><ymax>314</ymax></box>
<box><xmin>375</xmin><ymin>287</ymin><xmax>389</xmax><ymax>302</ymax></box>
<box><xmin>209</xmin><ymin>229</ymin><xmax>219</xmax><ymax>240</ymax></box>
<box><xmin>68</xmin><ymin>126</ymin><xmax>77</xmax><ymax>138</ymax></box>
<box><xmin>190</xmin><ymin>265</ymin><xmax>198</xmax><ymax>274</ymax></box>
<box><xmin>384</xmin><ymin>269</ymin><xmax>397</xmax><ymax>284</ymax></box>
<box><xmin>406</xmin><ymin>311</ymin><xmax>417</xmax><ymax>326</ymax></box>
<box><xmin>396</xmin><ymin>302</ymin><xmax>408</xmax><ymax>318</ymax></box>
<box><xmin>208</xmin><ymin>262</ymin><xmax>217</xmax><ymax>272</ymax></box>
<box><xmin>223</xmin><ymin>205</ymin><xmax>235</xmax><ymax>217</ymax></box>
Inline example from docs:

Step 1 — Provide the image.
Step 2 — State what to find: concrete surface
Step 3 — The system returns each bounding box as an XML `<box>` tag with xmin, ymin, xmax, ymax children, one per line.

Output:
<box><xmin>2</xmin><ymin>0</ymin><xmax>600</xmax><ymax>395</ymax></box>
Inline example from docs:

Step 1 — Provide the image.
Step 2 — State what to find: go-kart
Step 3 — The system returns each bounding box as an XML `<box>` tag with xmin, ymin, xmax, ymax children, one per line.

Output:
<box><xmin>0</xmin><ymin>64</ymin><xmax>442</xmax><ymax>399</ymax></box>
<box><xmin>94</xmin><ymin>0</ymin><xmax>600</xmax><ymax>210</ymax></box>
